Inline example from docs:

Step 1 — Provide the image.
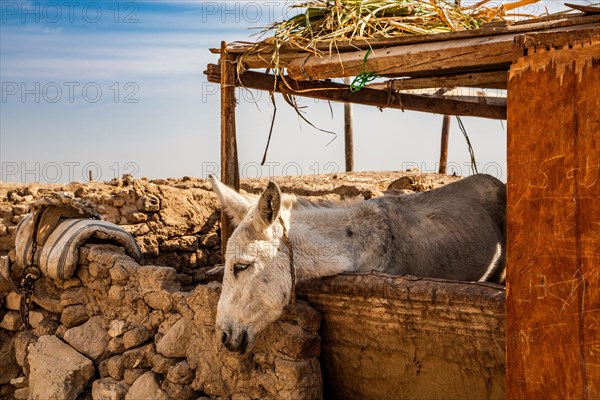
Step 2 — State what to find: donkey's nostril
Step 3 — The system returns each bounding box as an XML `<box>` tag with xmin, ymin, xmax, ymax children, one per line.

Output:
<box><xmin>221</xmin><ymin>331</ymin><xmax>228</xmax><ymax>344</ymax></box>
<box><xmin>239</xmin><ymin>330</ymin><xmax>249</xmax><ymax>354</ymax></box>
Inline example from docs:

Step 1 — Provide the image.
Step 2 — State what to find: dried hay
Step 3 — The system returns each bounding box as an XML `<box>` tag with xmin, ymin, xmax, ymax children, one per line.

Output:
<box><xmin>250</xmin><ymin>0</ymin><xmax>545</xmax><ymax>55</ymax></box>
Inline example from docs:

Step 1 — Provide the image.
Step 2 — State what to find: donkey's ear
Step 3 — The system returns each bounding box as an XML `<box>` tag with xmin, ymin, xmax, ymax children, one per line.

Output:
<box><xmin>209</xmin><ymin>175</ymin><xmax>249</xmax><ymax>226</ymax></box>
<box><xmin>255</xmin><ymin>181</ymin><xmax>281</xmax><ymax>229</ymax></box>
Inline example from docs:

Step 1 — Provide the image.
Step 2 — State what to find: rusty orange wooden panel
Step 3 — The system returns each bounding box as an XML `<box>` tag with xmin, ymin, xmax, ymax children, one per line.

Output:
<box><xmin>507</xmin><ymin>29</ymin><xmax>600</xmax><ymax>399</ymax></box>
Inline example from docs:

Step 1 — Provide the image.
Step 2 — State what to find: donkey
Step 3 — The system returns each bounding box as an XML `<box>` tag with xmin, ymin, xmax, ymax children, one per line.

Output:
<box><xmin>210</xmin><ymin>174</ymin><xmax>506</xmax><ymax>354</ymax></box>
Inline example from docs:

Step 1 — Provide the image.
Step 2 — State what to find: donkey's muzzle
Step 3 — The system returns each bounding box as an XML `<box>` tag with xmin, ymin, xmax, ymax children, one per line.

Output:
<box><xmin>221</xmin><ymin>327</ymin><xmax>249</xmax><ymax>354</ymax></box>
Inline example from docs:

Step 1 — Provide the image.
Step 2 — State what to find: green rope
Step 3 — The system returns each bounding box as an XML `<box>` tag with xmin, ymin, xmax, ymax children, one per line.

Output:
<box><xmin>350</xmin><ymin>49</ymin><xmax>377</xmax><ymax>92</ymax></box>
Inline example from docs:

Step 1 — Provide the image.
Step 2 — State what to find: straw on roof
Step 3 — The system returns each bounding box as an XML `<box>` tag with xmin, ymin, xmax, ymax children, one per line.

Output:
<box><xmin>241</xmin><ymin>0</ymin><xmax>545</xmax><ymax>65</ymax></box>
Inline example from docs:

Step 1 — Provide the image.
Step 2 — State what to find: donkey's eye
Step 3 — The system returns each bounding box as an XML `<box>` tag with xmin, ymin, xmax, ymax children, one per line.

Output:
<box><xmin>233</xmin><ymin>263</ymin><xmax>252</xmax><ymax>277</ymax></box>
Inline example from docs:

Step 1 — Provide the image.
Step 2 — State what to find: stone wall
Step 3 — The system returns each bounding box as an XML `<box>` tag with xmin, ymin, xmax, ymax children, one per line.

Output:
<box><xmin>1</xmin><ymin>177</ymin><xmax>224</xmax><ymax>286</ymax></box>
<box><xmin>0</xmin><ymin>244</ymin><xmax>322</xmax><ymax>399</ymax></box>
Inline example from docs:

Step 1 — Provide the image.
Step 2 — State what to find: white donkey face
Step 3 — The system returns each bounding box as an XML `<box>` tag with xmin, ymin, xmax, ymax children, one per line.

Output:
<box><xmin>209</xmin><ymin>176</ymin><xmax>292</xmax><ymax>354</ymax></box>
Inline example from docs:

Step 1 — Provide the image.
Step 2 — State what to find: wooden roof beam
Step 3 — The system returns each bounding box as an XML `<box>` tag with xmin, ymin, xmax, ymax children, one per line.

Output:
<box><xmin>204</xmin><ymin>65</ymin><xmax>506</xmax><ymax>120</ymax></box>
<box><xmin>366</xmin><ymin>71</ymin><xmax>508</xmax><ymax>91</ymax></box>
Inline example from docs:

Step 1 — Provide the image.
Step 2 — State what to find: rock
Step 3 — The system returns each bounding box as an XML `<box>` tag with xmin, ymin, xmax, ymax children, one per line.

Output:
<box><xmin>10</xmin><ymin>376</ymin><xmax>28</xmax><ymax>388</ymax></box>
<box><xmin>109</xmin><ymin>265</ymin><xmax>130</xmax><ymax>283</ymax></box>
<box><xmin>162</xmin><ymin>380</ymin><xmax>197</xmax><ymax>400</ymax></box>
<box><xmin>97</xmin><ymin>205</ymin><xmax>121</xmax><ymax>224</ymax></box>
<box><xmin>123</xmin><ymin>326</ymin><xmax>152</xmax><ymax>350</ymax></box>
<box><xmin>121</xmin><ymin>223</ymin><xmax>150</xmax><ymax>236</ymax></box>
<box><xmin>0</xmin><ymin>331</ymin><xmax>20</xmax><ymax>384</ymax></box>
<box><xmin>5</xmin><ymin>292</ymin><xmax>22</xmax><ymax>310</ymax></box>
<box><xmin>125</xmin><ymin>372</ymin><xmax>168</xmax><ymax>400</ymax></box>
<box><xmin>28</xmin><ymin>335</ymin><xmax>95</xmax><ymax>400</ymax></box>
<box><xmin>156</xmin><ymin>319</ymin><xmax>189</xmax><ymax>358</ymax></box>
<box><xmin>14</xmin><ymin>330</ymin><xmax>37</xmax><ymax>369</ymax></box>
<box><xmin>199</xmin><ymin>233</ymin><xmax>219</xmax><ymax>248</ymax></box>
<box><xmin>63</xmin><ymin>316</ymin><xmax>110</xmax><ymax>362</ymax></box>
<box><xmin>108</xmin><ymin>285</ymin><xmax>125</xmax><ymax>302</ymax></box>
<box><xmin>137</xmin><ymin>265</ymin><xmax>179</xmax><ymax>293</ymax></box>
<box><xmin>137</xmin><ymin>195</ymin><xmax>160</xmax><ymax>212</ymax></box>
<box><xmin>77</xmin><ymin>265</ymin><xmax>91</xmax><ymax>284</ymax></box>
<box><xmin>29</xmin><ymin>310</ymin><xmax>55</xmax><ymax>329</ymax></box>
<box><xmin>128</xmin><ymin>212</ymin><xmax>148</xmax><ymax>224</ymax></box>
<box><xmin>92</xmin><ymin>378</ymin><xmax>130</xmax><ymax>400</ymax></box>
<box><xmin>61</xmin><ymin>305</ymin><xmax>88</xmax><ymax>328</ymax></box>
<box><xmin>150</xmin><ymin>352</ymin><xmax>178</xmax><ymax>374</ymax></box>
<box><xmin>108</xmin><ymin>337</ymin><xmax>125</xmax><ymax>354</ymax></box>
<box><xmin>271</xmin><ymin>322</ymin><xmax>321</xmax><ymax>360</ymax></box>
<box><xmin>89</xmin><ymin>261</ymin><xmax>111</xmax><ymax>279</ymax></box>
<box><xmin>106</xmin><ymin>355</ymin><xmax>125</xmax><ymax>380</ymax></box>
<box><xmin>109</xmin><ymin>320</ymin><xmax>128</xmax><ymax>338</ymax></box>
<box><xmin>294</xmin><ymin>301</ymin><xmax>322</xmax><ymax>332</ymax></box>
<box><xmin>30</xmin><ymin>310</ymin><xmax>59</xmax><ymax>336</ymax></box>
<box><xmin>13</xmin><ymin>387</ymin><xmax>29</xmax><ymax>400</ymax></box>
<box><xmin>60</xmin><ymin>287</ymin><xmax>88</xmax><ymax>307</ymax></box>
<box><xmin>32</xmin><ymin>291</ymin><xmax>64</xmax><ymax>314</ymax></box>
<box><xmin>63</xmin><ymin>278</ymin><xmax>83</xmax><ymax>289</ymax></box>
<box><xmin>0</xmin><ymin>310</ymin><xmax>22</xmax><ymax>331</ymax></box>
<box><xmin>121</xmin><ymin>343</ymin><xmax>153</xmax><ymax>369</ymax></box>
<box><xmin>99</xmin><ymin>358</ymin><xmax>110</xmax><ymax>378</ymax></box>
<box><xmin>0</xmin><ymin>204</ymin><xmax>13</xmax><ymax>219</ymax></box>
<box><xmin>160</xmin><ymin>236</ymin><xmax>198</xmax><ymax>252</ymax></box>
<box><xmin>123</xmin><ymin>368</ymin><xmax>149</xmax><ymax>386</ymax></box>
<box><xmin>12</xmin><ymin>204</ymin><xmax>29</xmax><ymax>215</ymax></box>
<box><xmin>167</xmin><ymin>360</ymin><xmax>194</xmax><ymax>385</ymax></box>
<box><xmin>143</xmin><ymin>291</ymin><xmax>172</xmax><ymax>312</ymax></box>
<box><xmin>273</xmin><ymin>358</ymin><xmax>321</xmax><ymax>395</ymax></box>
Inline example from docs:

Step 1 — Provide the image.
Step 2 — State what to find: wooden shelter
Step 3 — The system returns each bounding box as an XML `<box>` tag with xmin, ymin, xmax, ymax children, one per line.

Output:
<box><xmin>205</xmin><ymin>10</ymin><xmax>600</xmax><ymax>399</ymax></box>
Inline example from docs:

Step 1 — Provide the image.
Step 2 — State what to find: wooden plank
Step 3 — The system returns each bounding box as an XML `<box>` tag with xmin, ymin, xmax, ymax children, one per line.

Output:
<box><xmin>565</xmin><ymin>3</ymin><xmax>600</xmax><ymax>14</ymax></box>
<box><xmin>506</xmin><ymin>29</ymin><xmax>600</xmax><ymax>399</ymax></box>
<box><xmin>367</xmin><ymin>71</ymin><xmax>507</xmax><ymax>90</ymax></box>
<box><xmin>222</xmin><ymin>14</ymin><xmax>600</xmax><ymax>56</ymax></box>
<box><xmin>439</xmin><ymin>115</ymin><xmax>451</xmax><ymax>174</ymax></box>
<box><xmin>278</xmin><ymin>22</ymin><xmax>600</xmax><ymax>80</ymax></box>
<box><xmin>512</xmin><ymin>27</ymin><xmax>600</xmax><ymax>63</ymax></box>
<box><xmin>219</xmin><ymin>42</ymin><xmax>240</xmax><ymax>263</ymax></box>
<box><xmin>441</xmin><ymin>94</ymin><xmax>506</xmax><ymax>107</ymax></box>
<box><xmin>204</xmin><ymin>65</ymin><xmax>507</xmax><ymax>119</ymax></box>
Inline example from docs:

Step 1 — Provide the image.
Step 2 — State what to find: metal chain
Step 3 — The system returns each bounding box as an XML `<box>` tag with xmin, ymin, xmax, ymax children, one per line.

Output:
<box><xmin>18</xmin><ymin>212</ymin><xmax>42</xmax><ymax>330</ymax></box>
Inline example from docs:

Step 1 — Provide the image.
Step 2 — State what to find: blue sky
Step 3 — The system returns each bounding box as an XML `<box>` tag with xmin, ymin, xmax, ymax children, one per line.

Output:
<box><xmin>0</xmin><ymin>0</ymin><xmax>588</xmax><ymax>183</ymax></box>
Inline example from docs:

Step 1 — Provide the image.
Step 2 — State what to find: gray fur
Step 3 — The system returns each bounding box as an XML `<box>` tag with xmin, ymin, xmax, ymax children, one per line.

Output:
<box><xmin>289</xmin><ymin>174</ymin><xmax>506</xmax><ymax>282</ymax></box>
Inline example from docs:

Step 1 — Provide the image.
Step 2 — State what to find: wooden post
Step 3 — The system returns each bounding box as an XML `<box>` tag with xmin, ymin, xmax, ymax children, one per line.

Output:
<box><xmin>220</xmin><ymin>41</ymin><xmax>240</xmax><ymax>263</ymax></box>
<box><xmin>343</xmin><ymin>77</ymin><xmax>354</xmax><ymax>172</ymax></box>
<box><xmin>506</xmin><ymin>30</ymin><xmax>600</xmax><ymax>398</ymax></box>
<box><xmin>438</xmin><ymin>115</ymin><xmax>450</xmax><ymax>174</ymax></box>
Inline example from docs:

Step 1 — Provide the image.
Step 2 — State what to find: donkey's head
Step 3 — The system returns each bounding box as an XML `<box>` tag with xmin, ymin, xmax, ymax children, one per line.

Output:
<box><xmin>209</xmin><ymin>176</ymin><xmax>293</xmax><ymax>354</ymax></box>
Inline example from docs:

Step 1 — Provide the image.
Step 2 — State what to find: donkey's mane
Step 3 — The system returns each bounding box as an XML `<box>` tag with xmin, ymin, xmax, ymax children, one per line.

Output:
<box><xmin>292</xmin><ymin>195</ymin><xmax>360</xmax><ymax>211</ymax></box>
